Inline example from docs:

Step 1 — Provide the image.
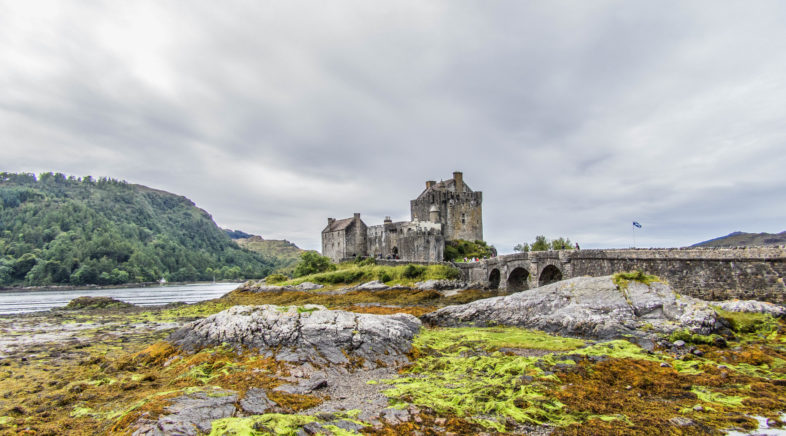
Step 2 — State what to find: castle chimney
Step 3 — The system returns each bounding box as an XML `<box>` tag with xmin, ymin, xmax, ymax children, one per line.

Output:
<box><xmin>384</xmin><ymin>216</ymin><xmax>392</xmax><ymax>224</ymax></box>
<box><xmin>426</xmin><ymin>180</ymin><xmax>436</xmax><ymax>189</ymax></box>
<box><xmin>328</xmin><ymin>217</ymin><xmax>335</xmax><ymax>225</ymax></box>
<box><xmin>453</xmin><ymin>171</ymin><xmax>464</xmax><ymax>193</ymax></box>
<box><xmin>353</xmin><ymin>213</ymin><xmax>361</xmax><ymax>221</ymax></box>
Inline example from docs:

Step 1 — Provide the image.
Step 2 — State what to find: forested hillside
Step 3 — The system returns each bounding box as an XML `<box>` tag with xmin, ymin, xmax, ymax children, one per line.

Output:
<box><xmin>0</xmin><ymin>172</ymin><xmax>274</xmax><ymax>286</ymax></box>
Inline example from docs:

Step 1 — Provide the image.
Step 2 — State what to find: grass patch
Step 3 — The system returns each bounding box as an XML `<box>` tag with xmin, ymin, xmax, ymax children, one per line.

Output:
<box><xmin>611</xmin><ymin>271</ymin><xmax>662</xmax><ymax>290</ymax></box>
<box><xmin>279</xmin><ymin>263</ymin><xmax>461</xmax><ymax>287</ymax></box>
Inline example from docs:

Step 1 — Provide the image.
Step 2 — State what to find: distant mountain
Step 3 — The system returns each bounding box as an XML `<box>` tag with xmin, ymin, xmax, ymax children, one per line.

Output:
<box><xmin>692</xmin><ymin>231</ymin><xmax>786</xmax><ymax>248</ymax></box>
<box><xmin>0</xmin><ymin>172</ymin><xmax>274</xmax><ymax>286</ymax></box>
<box><xmin>234</xmin><ymin>235</ymin><xmax>304</xmax><ymax>274</ymax></box>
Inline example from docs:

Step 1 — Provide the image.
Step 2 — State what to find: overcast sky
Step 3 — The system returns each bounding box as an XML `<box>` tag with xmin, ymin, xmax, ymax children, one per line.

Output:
<box><xmin>2</xmin><ymin>1</ymin><xmax>785</xmax><ymax>252</ymax></box>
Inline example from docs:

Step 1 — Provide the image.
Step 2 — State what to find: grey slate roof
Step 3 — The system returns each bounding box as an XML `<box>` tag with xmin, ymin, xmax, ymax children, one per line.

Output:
<box><xmin>322</xmin><ymin>217</ymin><xmax>356</xmax><ymax>233</ymax></box>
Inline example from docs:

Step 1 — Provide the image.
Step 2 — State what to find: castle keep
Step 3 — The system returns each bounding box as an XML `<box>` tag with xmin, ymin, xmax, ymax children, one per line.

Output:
<box><xmin>322</xmin><ymin>172</ymin><xmax>483</xmax><ymax>262</ymax></box>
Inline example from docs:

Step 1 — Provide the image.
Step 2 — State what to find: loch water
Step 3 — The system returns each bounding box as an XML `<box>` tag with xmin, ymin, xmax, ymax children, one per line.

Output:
<box><xmin>0</xmin><ymin>282</ymin><xmax>242</xmax><ymax>315</ymax></box>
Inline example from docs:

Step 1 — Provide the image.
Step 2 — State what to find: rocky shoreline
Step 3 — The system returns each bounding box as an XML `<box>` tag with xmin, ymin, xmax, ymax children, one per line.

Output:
<box><xmin>1</xmin><ymin>274</ymin><xmax>785</xmax><ymax>435</ymax></box>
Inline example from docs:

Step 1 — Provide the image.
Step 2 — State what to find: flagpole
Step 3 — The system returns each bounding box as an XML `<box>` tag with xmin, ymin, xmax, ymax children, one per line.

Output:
<box><xmin>632</xmin><ymin>224</ymin><xmax>636</xmax><ymax>248</ymax></box>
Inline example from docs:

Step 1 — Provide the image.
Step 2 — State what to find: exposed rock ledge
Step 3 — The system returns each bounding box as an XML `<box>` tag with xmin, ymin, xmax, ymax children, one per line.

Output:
<box><xmin>421</xmin><ymin>275</ymin><xmax>723</xmax><ymax>340</ymax></box>
<box><xmin>169</xmin><ymin>305</ymin><xmax>421</xmax><ymax>368</ymax></box>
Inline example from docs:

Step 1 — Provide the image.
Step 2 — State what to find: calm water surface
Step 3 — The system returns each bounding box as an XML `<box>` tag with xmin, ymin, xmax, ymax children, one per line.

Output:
<box><xmin>0</xmin><ymin>282</ymin><xmax>242</xmax><ymax>315</ymax></box>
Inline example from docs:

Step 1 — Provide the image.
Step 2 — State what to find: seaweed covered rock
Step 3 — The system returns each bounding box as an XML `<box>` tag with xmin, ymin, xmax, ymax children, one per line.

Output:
<box><xmin>421</xmin><ymin>276</ymin><xmax>720</xmax><ymax>340</ymax></box>
<box><xmin>62</xmin><ymin>296</ymin><xmax>134</xmax><ymax>310</ymax></box>
<box><xmin>169</xmin><ymin>305</ymin><xmax>421</xmax><ymax>368</ymax></box>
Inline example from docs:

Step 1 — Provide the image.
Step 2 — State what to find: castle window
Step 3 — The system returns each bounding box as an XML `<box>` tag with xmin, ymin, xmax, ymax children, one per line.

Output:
<box><xmin>461</xmin><ymin>213</ymin><xmax>466</xmax><ymax>224</ymax></box>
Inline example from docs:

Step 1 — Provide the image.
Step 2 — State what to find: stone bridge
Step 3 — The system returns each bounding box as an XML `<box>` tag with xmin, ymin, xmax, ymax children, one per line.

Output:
<box><xmin>456</xmin><ymin>247</ymin><xmax>786</xmax><ymax>304</ymax></box>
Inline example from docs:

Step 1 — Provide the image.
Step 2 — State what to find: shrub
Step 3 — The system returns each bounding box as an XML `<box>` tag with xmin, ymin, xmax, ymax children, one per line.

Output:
<box><xmin>444</xmin><ymin>239</ymin><xmax>495</xmax><ymax>261</ymax></box>
<box><xmin>293</xmin><ymin>251</ymin><xmax>335</xmax><ymax>278</ymax></box>
<box><xmin>403</xmin><ymin>264</ymin><xmax>426</xmax><ymax>279</ymax></box>
<box><xmin>377</xmin><ymin>271</ymin><xmax>392</xmax><ymax>282</ymax></box>
<box><xmin>265</xmin><ymin>273</ymin><xmax>289</xmax><ymax>284</ymax></box>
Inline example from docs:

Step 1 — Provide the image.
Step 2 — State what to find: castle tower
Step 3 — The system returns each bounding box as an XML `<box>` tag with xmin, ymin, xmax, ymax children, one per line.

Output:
<box><xmin>410</xmin><ymin>171</ymin><xmax>483</xmax><ymax>242</ymax></box>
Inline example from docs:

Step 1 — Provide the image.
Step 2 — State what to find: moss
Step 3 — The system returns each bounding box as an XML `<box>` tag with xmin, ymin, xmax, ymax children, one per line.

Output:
<box><xmin>691</xmin><ymin>386</ymin><xmax>744</xmax><ymax>407</ymax></box>
<box><xmin>612</xmin><ymin>271</ymin><xmax>662</xmax><ymax>290</ymax></box>
<box><xmin>380</xmin><ymin>327</ymin><xmax>587</xmax><ymax>430</ymax></box>
<box><xmin>715</xmin><ymin>309</ymin><xmax>778</xmax><ymax>335</ymax></box>
<box><xmin>569</xmin><ymin>340</ymin><xmax>658</xmax><ymax>361</ymax></box>
<box><xmin>415</xmin><ymin>326</ymin><xmax>586</xmax><ymax>353</ymax></box>
<box><xmin>209</xmin><ymin>412</ymin><xmax>366</xmax><ymax>436</ymax></box>
<box><xmin>668</xmin><ymin>329</ymin><xmax>725</xmax><ymax>346</ymax></box>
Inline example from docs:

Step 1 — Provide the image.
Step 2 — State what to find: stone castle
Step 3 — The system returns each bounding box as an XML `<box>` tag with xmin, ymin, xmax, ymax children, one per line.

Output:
<box><xmin>322</xmin><ymin>171</ymin><xmax>482</xmax><ymax>262</ymax></box>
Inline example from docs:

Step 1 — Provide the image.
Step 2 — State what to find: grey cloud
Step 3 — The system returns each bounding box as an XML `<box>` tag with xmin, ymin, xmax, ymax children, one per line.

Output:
<box><xmin>1</xmin><ymin>1</ymin><xmax>785</xmax><ymax>252</ymax></box>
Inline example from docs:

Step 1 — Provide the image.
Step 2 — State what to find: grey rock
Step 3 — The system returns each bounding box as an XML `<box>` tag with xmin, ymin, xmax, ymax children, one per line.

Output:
<box><xmin>252</xmin><ymin>285</ymin><xmax>295</xmax><ymax>293</ymax></box>
<box><xmin>421</xmin><ymin>276</ymin><xmax>720</xmax><ymax>340</ymax></box>
<box><xmin>331</xmin><ymin>420</ymin><xmax>365</xmax><ymax>432</ymax></box>
<box><xmin>713</xmin><ymin>299</ymin><xmax>786</xmax><ymax>317</ymax></box>
<box><xmin>239</xmin><ymin>388</ymin><xmax>275</xmax><ymax>415</ymax></box>
<box><xmin>298</xmin><ymin>422</ymin><xmax>328</xmax><ymax>435</ymax></box>
<box><xmin>355</xmin><ymin>281</ymin><xmax>389</xmax><ymax>291</ymax></box>
<box><xmin>380</xmin><ymin>407</ymin><xmax>411</xmax><ymax>424</ymax></box>
<box><xmin>274</xmin><ymin>377</ymin><xmax>328</xmax><ymax>395</ymax></box>
<box><xmin>296</xmin><ymin>282</ymin><xmax>324</xmax><ymax>291</ymax></box>
<box><xmin>673</xmin><ymin>340</ymin><xmax>686</xmax><ymax>348</ymax></box>
<box><xmin>660</xmin><ymin>362</ymin><xmax>671</xmax><ymax>368</ymax></box>
<box><xmin>132</xmin><ymin>390</ymin><xmax>237</xmax><ymax>436</ymax></box>
<box><xmin>169</xmin><ymin>305</ymin><xmax>421</xmax><ymax>368</ymax></box>
<box><xmin>415</xmin><ymin>279</ymin><xmax>465</xmax><ymax>290</ymax></box>
<box><xmin>669</xmin><ymin>416</ymin><xmax>695</xmax><ymax>427</ymax></box>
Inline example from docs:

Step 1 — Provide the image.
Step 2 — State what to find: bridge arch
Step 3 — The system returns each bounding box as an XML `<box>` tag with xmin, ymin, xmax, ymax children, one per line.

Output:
<box><xmin>507</xmin><ymin>267</ymin><xmax>530</xmax><ymax>292</ymax></box>
<box><xmin>538</xmin><ymin>264</ymin><xmax>563</xmax><ymax>286</ymax></box>
<box><xmin>488</xmin><ymin>268</ymin><xmax>501</xmax><ymax>289</ymax></box>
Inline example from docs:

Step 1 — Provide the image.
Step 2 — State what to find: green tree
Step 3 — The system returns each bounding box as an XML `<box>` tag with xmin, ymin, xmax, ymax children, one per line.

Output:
<box><xmin>551</xmin><ymin>237</ymin><xmax>573</xmax><ymax>250</ymax></box>
<box><xmin>293</xmin><ymin>251</ymin><xmax>335</xmax><ymax>277</ymax></box>
<box><xmin>531</xmin><ymin>235</ymin><xmax>550</xmax><ymax>251</ymax></box>
<box><xmin>517</xmin><ymin>235</ymin><xmax>575</xmax><ymax>252</ymax></box>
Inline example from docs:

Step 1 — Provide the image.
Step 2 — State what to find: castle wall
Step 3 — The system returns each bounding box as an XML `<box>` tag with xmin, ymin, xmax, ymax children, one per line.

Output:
<box><xmin>410</xmin><ymin>190</ymin><xmax>482</xmax><ymax>241</ymax></box>
<box><xmin>322</xmin><ymin>230</ymin><xmax>346</xmax><ymax>263</ymax></box>
<box><xmin>344</xmin><ymin>221</ymin><xmax>367</xmax><ymax>258</ymax></box>
<box><xmin>366</xmin><ymin>221</ymin><xmax>444</xmax><ymax>262</ymax></box>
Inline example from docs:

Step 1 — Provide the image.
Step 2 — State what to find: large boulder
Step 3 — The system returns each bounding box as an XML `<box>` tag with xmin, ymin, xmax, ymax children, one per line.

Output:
<box><xmin>169</xmin><ymin>305</ymin><xmax>421</xmax><ymax>368</ymax></box>
<box><xmin>421</xmin><ymin>276</ymin><xmax>720</xmax><ymax>340</ymax></box>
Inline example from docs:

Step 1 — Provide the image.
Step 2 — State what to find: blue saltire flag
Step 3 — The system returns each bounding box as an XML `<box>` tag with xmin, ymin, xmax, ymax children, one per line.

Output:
<box><xmin>633</xmin><ymin>221</ymin><xmax>642</xmax><ymax>228</ymax></box>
